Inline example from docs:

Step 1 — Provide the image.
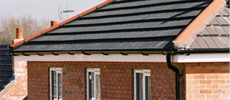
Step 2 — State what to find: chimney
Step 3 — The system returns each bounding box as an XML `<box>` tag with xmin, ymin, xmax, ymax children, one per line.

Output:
<box><xmin>13</xmin><ymin>27</ymin><xmax>24</xmax><ymax>44</ymax></box>
<box><xmin>51</xmin><ymin>20</ymin><xmax>58</xmax><ymax>27</ymax></box>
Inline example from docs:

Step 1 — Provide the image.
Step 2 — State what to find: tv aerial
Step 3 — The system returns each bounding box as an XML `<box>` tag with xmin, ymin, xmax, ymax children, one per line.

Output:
<box><xmin>58</xmin><ymin>4</ymin><xmax>75</xmax><ymax>21</ymax></box>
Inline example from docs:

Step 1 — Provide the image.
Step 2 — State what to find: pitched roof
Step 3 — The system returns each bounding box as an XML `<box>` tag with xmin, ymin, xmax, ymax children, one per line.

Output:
<box><xmin>10</xmin><ymin>0</ymin><xmax>228</xmax><ymax>55</ymax></box>
<box><xmin>184</xmin><ymin>6</ymin><xmax>229</xmax><ymax>53</ymax></box>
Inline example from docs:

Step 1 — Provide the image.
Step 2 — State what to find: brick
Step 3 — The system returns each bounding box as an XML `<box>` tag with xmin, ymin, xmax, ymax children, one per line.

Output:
<box><xmin>219</xmin><ymin>94</ymin><xmax>230</xmax><ymax>98</ymax></box>
<box><xmin>211</xmin><ymin>62</ymin><xmax>226</xmax><ymax>65</ymax></box>
<box><xmin>193</xmin><ymin>85</ymin><xmax>205</xmax><ymax>89</ymax></box>
<box><xmin>187</xmin><ymin>80</ymin><xmax>199</xmax><ymax>84</ymax></box>
<box><xmin>219</xmin><ymin>66</ymin><xmax>230</xmax><ymax>70</ymax></box>
<box><xmin>186</xmin><ymin>75</ymin><xmax>193</xmax><ymax>79</ymax></box>
<box><xmin>212</xmin><ymin>89</ymin><xmax>225</xmax><ymax>93</ymax></box>
<box><xmin>193</xmin><ymin>66</ymin><xmax>206</xmax><ymax>70</ymax></box>
<box><xmin>206</xmin><ymin>85</ymin><xmax>218</xmax><ymax>89</ymax></box>
<box><xmin>206</xmin><ymin>66</ymin><xmax>219</xmax><ymax>70</ymax></box>
<box><xmin>212</xmin><ymin>80</ymin><xmax>225</xmax><ymax>84</ymax></box>
<box><xmin>206</xmin><ymin>94</ymin><xmax>219</xmax><ymax>98</ymax></box>
<box><xmin>226</xmin><ymin>62</ymin><xmax>230</xmax><ymax>65</ymax></box>
<box><xmin>200</xmin><ymin>80</ymin><xmax>211</xmax><ymax>84</ymax></box>
<box><xmin>199</xmin><ymin>70</ymin><xmax>212</xmax><ymax>73</ymax></box>
<box><xmin>186</xmin><ymin>95</ymin><xmax>192</xmax><ymax>99</ymax></box>
<box><xmin>199</xmin><ymin>62</ymin><xmax>212</xmax><ymax>65</ymax></box>
<box><xmin>184</xmin><ymin>63</ymin><xmax>199</xmax><ymax>65</ymax></box>
<box><xmin>213</xmin><ymin>70</ymin><xmax>227</xmax><ymax>73</ymax></box>
<box><xmin>219</xmin><ymin>85</ymin><xmax>230</xmax><ymax>88</ymax></box>
<box><xmin>187</xmin><ymin>90</ymin><xmax>198</xmax><ymax>94</ymax></box>
<box><xmin>200</xmin><ymin>90</ymin><xmax>212</xmax><ymax>93</ymax></box>
<box><xmin>186</xmin><ymin>70</ymin><xmax>198</xmax><ymax>73</ymax></box>
<box><xmin>206</xmin><ymin>75</ymin><xmax>219</xmax><ymax>79</ymax></box>
<box><xmin>186</xmin><ymin>85</ymin><xmax>193</xmax><ymax>90</ymax></box>
<box><xmin>219</xmin><ymin>75</ymin><xmax>230</xmax><ymax>79</ymax></box>
<box><xmin>185</xmin><ymin>66</ymin><xmax>192</xmax><ymax>70</ymax></box>
<box><xmin>193</xmin><ymin>75</ymin><xmax>205</xmax><ymax>79</ymax></box>
<box><xmin>193</xmin><ymin>95</ymin><xmax>205</xmax><ymax>98</ymax></box>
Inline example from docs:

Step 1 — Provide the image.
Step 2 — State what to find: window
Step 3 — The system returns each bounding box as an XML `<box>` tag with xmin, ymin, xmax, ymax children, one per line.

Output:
<box><xmin>134</xmin><ymin>70</ymin><xmax>150</xmax><ymax>100</ymax></box>
<box><xmin>87</xmin><ymin>68</ymin><xmax>100</xmax><ymax>100</ymax></box>
<box><xmin>50</xmin><ymin>68</ymin><xmax>62</xmax><ymax>100</ymax></box>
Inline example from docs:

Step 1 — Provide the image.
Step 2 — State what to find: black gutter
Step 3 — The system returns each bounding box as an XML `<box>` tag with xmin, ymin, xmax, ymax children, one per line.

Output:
<box><xmin>177</xmin><ymin>49</ymin><xmax>230</xmax><ymax>54</ymax></box>
<box><xmin>166</xmin><ymin>54</ymin><xmax>180</xmax><ymax>100</ymax></box>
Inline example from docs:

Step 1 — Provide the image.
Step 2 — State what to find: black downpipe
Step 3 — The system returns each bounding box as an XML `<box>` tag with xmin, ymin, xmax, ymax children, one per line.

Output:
<box><xmin>166</xmin><ymin>54</ymin><xmax>180</xmax><ymax>100</ymax></box>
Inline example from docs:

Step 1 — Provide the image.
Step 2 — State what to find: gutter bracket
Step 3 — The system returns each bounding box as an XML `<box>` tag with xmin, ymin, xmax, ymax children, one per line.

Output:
<box><xmin>120</xmin><ymin>51</ymin><xmax>128</xmax><ymax>56</ymax></box>
<box><xmin>52</xmin><ymin>52</ymin><xmax>59</xmax><ymax>56</ymax></box>
<box><xmin>101</xmin><ymin>51</ymin><xmax>109</xmax><ymax>55</ymax></box>
<box><xmin>82</xmin><ymin>51</ymin><xmax>91</xmax><ymax>55</ymax></box>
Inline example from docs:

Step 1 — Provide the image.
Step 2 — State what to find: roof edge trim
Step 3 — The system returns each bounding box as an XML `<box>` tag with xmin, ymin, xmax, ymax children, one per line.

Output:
<box><xmin>10</xmin><ymin>0</ymin><xmax>114</xmax><ymax>48</ymax></box>
<box><xmin>173</xmin><ymin>0</ymin><xmax>227</xmax><ymax>48</ymax></box>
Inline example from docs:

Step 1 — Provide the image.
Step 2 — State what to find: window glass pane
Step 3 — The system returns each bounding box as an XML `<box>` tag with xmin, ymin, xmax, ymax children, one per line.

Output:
<box><xmin>136</xmin><ymin>73</ymin><xmax>143</xmax><ymax>100</ymax></box>
<box><xmin>52</xmin><ymin>71</ymin><xmax>57</xmax><ymax>100</ymax></box>
<box><xmin>88</xmin><ymin>72</ymin><xmax>95</xmax><ymax>100</ymax></box>
<box><xmin>58</xmin><ymin>73</ymin><xmax>62</xmax><ymax>100</ymax></box>
<box><xmin>145</xmin><ymin>76</ymin><xmax>150</xmax><ymax>100</ymax></box>
<box><xmin>96</xmin><ymin>74</ymin><xmax>100</xmax><ymax>100</ymax></box>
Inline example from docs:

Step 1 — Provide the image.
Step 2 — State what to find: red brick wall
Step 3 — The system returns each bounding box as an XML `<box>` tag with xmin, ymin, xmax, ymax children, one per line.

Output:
<box><xmin>28</xmin><ymin>63</ymin><xmax>49</xmax><ymax>100</ymax></box>
<box><xmin>185</xmin><ymin>62</ymin><xmax>230</xmax><ymax>100</ymax></box>
<box><xmin>27</xmin><ymin>61</ymin><xmax>186</xmax><ymax>100</ymax></box>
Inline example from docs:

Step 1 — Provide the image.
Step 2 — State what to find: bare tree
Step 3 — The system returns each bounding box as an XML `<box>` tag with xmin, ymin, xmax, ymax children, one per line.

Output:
<box><xmin>0</xmin><ymin>16</ymin><xmax>50</xmax><ymax>44</ymax></box>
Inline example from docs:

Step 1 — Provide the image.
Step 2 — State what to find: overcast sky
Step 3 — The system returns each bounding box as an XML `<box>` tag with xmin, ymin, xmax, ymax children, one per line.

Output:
<box><xmin>0</xmin><ymin>0</ymin><xmax>105</xmax><ymax>23</ymax></box>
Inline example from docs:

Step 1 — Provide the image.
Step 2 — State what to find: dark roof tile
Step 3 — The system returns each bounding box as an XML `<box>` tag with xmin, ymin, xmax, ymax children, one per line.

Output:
<box><xmin>66</xmin><ymin>10</ymin><xmax>201</xmax><ymax>26</ymax></box>
<box><xmin>15</xmin><ymin>38</ymin><xmax>174</xmax><ymax>52</ymax></box>
<box><xmin>49</xmin><ymin>19</ymin><xmax>191</xmax><ymax>34</ymax></box>
<box><xmin>83</xmin><ymin>1</ymin><xmax>208</xmax><ymax>18</ymax></box>
<box><xmin>32</xmin><ymin>29</ymin><xmax>182</xmax><ymax>42</ymax></box>
<box><xmin>11</xmin><ymin>0</ymin><xmax>212</xmax><ymax>53</ymax></box>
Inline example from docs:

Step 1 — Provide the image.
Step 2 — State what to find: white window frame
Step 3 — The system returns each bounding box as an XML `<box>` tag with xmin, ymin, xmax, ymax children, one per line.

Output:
<box><xmin>134</xmin><ymin>69</ymin><xmax>150</xmax><ymax>100</ymax></box>
<box><xmin>87</xmin><ymin>68</ymin><xmax>100</xmax><ymax>100</ymax></box>
<box><xmin>50</xmin><ymin>68</ymin><xmax>62</xmax><ymax>100</ymax></box>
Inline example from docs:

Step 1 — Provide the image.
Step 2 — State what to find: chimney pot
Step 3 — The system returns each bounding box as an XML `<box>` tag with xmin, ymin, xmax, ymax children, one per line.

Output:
<box><xmin>51</xmin><ymin>20</ymin><xmax>58</xmax><ymax>27</ymax></box>
<box><xmin>13</xmin><ymin>27</ymin><xmax>24</xmax><ymax>44</ymax></box>
<box><xmin>16</xmin><ymin>27</ymin><xmax>23</xmax><ymax>39</ymax></box>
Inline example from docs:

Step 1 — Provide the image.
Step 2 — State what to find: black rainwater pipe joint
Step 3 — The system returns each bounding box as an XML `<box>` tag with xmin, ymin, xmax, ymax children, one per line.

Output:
<box><xmin>166</xmin><ymin>54</ymin><xmax>180</xmax><ymax>100</ymax></box>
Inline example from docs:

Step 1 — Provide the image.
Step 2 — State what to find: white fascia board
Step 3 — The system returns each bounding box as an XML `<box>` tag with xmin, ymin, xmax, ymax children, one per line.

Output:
<box><xmin>173</xmin><ymin>53</ymin><xmax>230</xmax><ymax>63</ymax></box>
<box><xmin>14</xmin><ymin>54</ymin><xmax>166</xmax><ymax>62</ymax></box>
<box><xmin>14</xmin><ymin>53</ymin><xmax>230</xmax><ymax>63</ymax></box>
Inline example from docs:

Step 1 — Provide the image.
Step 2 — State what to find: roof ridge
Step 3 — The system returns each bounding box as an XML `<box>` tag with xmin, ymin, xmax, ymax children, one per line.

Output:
<box><xmin>10</xmin><ymin>0</ymin><xmax>114</xmax><ymax>48</ymax></box>
<box><xmin>173</xmin><ymin>0</ymin><xmax>227</xmax><ymax>49</ymax></box>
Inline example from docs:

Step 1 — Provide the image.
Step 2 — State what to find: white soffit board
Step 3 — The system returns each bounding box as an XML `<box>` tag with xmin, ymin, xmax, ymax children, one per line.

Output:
<box><xmin>14</xmin><ymin>53</ymin><xmax>230</xmax><ymax>62</ymax></box>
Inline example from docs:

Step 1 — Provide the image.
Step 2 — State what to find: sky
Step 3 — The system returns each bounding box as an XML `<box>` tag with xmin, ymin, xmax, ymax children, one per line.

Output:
<box><xmin>0</xmin><ymin>0</ymin><xmax>105</xmax><ymax>23</ymax></box>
